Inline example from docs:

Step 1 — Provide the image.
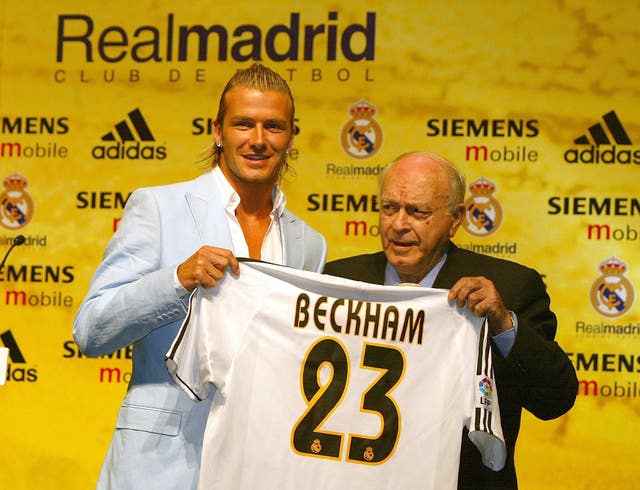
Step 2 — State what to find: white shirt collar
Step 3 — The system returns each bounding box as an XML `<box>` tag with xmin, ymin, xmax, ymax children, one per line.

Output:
<box><xmin>212</xmin><ymin>166</ymin><xmax>286</xmax><ymax>215</ymax></box>
<box><xmin>212</xmin><ymin>166</ymin><xmax>285</xmax><ymax>264</ymax></box>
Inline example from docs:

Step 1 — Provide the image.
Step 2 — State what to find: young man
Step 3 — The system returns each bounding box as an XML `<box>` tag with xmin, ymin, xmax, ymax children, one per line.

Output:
<box><xmin>324</xmin><ymin>151</ymin><xmax>577</xmax><ymax>489</ymax></box>
<box><xmin>73</xmin><ymin>63</ymin><xmax>327</xmax><ymax>489</ymax></box>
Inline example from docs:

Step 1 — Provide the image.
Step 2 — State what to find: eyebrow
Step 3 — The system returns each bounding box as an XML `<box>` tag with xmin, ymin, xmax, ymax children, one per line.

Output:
<box><xmin>229</xmin><ymin>115</ymin><xmax>288</xmax><ymax>125</ymax></box>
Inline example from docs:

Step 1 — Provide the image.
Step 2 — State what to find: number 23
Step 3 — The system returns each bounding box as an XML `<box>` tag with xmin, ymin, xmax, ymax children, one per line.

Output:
<box><xmin>291</xmin><ymin>337</ymin><xmax>406</xmax><ymax>465</ymax></box>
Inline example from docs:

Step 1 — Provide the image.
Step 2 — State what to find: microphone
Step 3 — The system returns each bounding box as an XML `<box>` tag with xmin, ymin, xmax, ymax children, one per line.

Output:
<box><xmin>0</xmin><ymin>234</ymin><xmax>26</xmax><ymax>270</ymax></box>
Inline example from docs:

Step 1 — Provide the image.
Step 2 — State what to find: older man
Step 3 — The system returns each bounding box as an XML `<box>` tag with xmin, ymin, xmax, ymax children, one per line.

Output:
<box><xmin>324</xmin><ymin>151</ymin><xmax>577</xmax><ymax>489</ymax></box>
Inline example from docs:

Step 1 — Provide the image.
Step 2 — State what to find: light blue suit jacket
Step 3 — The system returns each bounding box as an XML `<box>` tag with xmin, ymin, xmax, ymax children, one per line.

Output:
<box><xmin>73</xmin><ymin>171</ymin><xmax>327</xmax><ymax>489</ymax></box>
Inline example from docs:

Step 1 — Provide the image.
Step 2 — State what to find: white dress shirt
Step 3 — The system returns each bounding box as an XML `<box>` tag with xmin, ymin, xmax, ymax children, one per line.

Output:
<box><xmin>173</xmin><ymin>166</ymin><xmax>285</xmax><ymax>295</ymax></box>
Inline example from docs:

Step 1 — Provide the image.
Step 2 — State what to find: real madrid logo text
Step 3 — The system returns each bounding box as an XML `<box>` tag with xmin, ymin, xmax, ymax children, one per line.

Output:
<box><xmin>1</xmin><ymin>173</ymin><xmax>34</xmax><ymax>230</ymax></box>
<box><xmin>590</xmin><ymin>256</ymin><xmax>635</xmax><ymax>317</ymax></box>
<box><xmin>462</xmin><ymin>177</ymin><xmax>503</xmax><ymax>237</ymax></box>
<box><xmin>340</xmin><ymin>99</ymin><xmax>383</xmax><ymax>159</ymax></box>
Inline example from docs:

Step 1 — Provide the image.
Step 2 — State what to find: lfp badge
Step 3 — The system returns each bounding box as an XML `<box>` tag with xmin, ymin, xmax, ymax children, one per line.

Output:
<box><xmin>0</xmin><ymin>173</ymin><xmax>34</xmax><ymax>230</ymax></box>
<box><xmin>590</xmin><ymin>256</ymin><xmax>635</xmax><ymax>317</ymax></box>
<box><xmin>476</xmin><ymin>375</ymin><xmax>494</xmax><ymax>412</ymax></box>
<box><xmin>463</xmin><ymin>177</ymin><xmax>503</xmax><ymax>237</ymax></box>
<box><xmin>340</xmin><ymin>99</ymin><xmax>383</xmax><ymax>159</ymax></box>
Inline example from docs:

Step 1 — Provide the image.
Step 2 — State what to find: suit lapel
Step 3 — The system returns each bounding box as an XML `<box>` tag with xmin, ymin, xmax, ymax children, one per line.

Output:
<box><xmin>369</xmin><ymin>252</ymin><xmax>387</xmax><ymax>284</ymax></box>
<box><xmin>281</xmin><ymin>210</ymin><xmax>304</xmax><ymax>269</ymax></box>
<box><xmin>185</xmin><ymin>171</ymin><xmax>234</xmax><ymax>249</ymax></box>
<box><xmin>182</xmin><ymin>172</ymin><xmax>309</xmax><ymax>263</ymax></box>
<box><xmin>433</xmin><ymin>244</ymin><xmax>464</xmax><ymax>289</ymax></box>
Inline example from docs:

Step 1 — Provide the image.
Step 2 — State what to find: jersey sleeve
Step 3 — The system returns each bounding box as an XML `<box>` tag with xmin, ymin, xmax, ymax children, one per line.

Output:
<box><xmin>165</xmin><ymin>266</ymin><xmax>265</xmax><ymax>402</ymax></box>
<box><xmin>165</xmin><ymin>288</ymin><xmax>214</xmax><ymax>402</ymax></box>
<box><xmin>466</xmin><ymin>319</ymin><xmax>507</xmax><ymax>471</ymax></box>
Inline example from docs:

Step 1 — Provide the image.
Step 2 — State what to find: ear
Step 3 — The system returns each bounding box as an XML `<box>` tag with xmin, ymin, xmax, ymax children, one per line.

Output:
<box><xmin>213</xmin><ymin>120</ymin><xmax>222</xmax><ymax>146</ymax></box>
<box><xmin>449</xmin><ymin>203</ymin><xmax>466</xmax><ymax>238</ymax></box>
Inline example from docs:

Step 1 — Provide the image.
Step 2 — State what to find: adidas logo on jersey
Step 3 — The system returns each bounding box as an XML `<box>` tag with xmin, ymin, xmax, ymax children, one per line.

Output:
<box><xmin>91</xmin><ymin>108</ymin><xmax>167</xmax><ymax>160</ymax></box>
<box><xmin>564</xmin><ymin>110</ymin><xmax>640</xmax><ymax>164</ymax></box>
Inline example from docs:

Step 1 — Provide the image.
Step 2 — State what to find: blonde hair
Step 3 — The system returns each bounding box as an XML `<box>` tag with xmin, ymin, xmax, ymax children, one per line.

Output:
<box><xmin>201</xmin><ymin>63</ymin><xmax>295</xmax><ymax>169</ymax></box>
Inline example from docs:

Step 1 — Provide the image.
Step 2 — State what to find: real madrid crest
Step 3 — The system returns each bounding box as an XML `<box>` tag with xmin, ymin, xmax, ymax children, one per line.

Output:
<box><xmin>0</xmin><ymin>173</ymin><xmax>34</xmax><ymax>230</ymax></box>
<box><xmin>340</xmin><ymin>99</ymin><xmax>383</xmax><ymax>159</ymax></box>
<box><xmin>590</xmin><ymin>256</ymin><xmax>635</xmax><ymax>317</ymax></box>
<box><xmin>363</xmin><ymin>446</ymin><xmax>375</xmax><ymax>462</ymax></box>
<box><xmin>463</xmin><ymin>177</ymin><xmax>503</xmax><ymax>237</ymax></box>
<box><xmin>310</xmin><ymin>438</ymin><xmax>322</xmax><ymax>454</ymax></box>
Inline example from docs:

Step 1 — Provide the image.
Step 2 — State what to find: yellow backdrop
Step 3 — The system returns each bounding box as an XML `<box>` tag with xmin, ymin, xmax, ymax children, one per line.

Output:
<box><xmin>1</xmin><ymin>1</ymin><xmax>638</xmax><ymax>488</ymax></box>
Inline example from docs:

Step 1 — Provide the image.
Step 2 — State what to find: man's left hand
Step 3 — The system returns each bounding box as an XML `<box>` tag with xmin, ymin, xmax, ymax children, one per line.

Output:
<box><xmin>448</xmin><ymin>276</ymin><xmax>512</xmax><ymax>335</ymax></box>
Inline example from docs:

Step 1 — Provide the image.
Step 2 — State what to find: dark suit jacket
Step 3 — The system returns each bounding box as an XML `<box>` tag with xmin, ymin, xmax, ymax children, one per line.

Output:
<box><xmin>323</xmin><ymin>244</ymin><xmax>578</xmax><ymax>490</ymax></box>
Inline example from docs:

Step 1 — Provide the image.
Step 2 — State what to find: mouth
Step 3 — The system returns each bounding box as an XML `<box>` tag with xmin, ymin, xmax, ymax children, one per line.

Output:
<box><xmin>240</xmin><ymin>153</ymin><xmax>275</xmax><ymax>169</ymax></box>
<box><xmin>242</xmin><ymin>154</ymin><xmax>271</xmax><ymax>162</ymax></box>
<box><xmin>389</xmin><ymin>240</ymin><xmax>416</xmax><ymax>252</ymax></box>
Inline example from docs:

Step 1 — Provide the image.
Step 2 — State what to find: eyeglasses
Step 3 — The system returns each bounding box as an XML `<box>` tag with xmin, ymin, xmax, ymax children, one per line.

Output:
<box><xmin>380</xmin><ymin>202</ymin><xmax>442</xmax><ymax>222</ymax></box>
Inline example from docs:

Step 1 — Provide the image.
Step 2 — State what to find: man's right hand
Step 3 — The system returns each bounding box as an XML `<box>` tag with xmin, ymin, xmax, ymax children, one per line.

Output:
<box><xmin>177</xmin><ymin>246</ymin><xmax>240</xmax><ymax>291</ymax></box>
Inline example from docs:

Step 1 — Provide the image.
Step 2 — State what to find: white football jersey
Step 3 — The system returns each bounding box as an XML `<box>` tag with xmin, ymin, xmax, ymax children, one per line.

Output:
<box><xmin>166</xmin><ymin>260</ymin><xmax>505</xmax><ymax>490</ymax></box>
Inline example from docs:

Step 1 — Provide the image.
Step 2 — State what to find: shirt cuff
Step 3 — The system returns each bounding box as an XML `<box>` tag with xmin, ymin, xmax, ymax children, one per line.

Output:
<box><xmin>492</xmin><ymin>311</ymin><xmax>518</xmax><ymax>357</ymax></box>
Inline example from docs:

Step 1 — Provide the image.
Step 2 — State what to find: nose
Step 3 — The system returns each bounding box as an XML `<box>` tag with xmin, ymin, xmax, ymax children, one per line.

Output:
<box><xmin>391</xmin><ymin>207</ymin><xmax>411</xmax><ymax>230</ymax></box>
<box><xmin>250</xmin><ymin>125</ymin><xmax>266</xmax><ymax>151</ymax></box>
